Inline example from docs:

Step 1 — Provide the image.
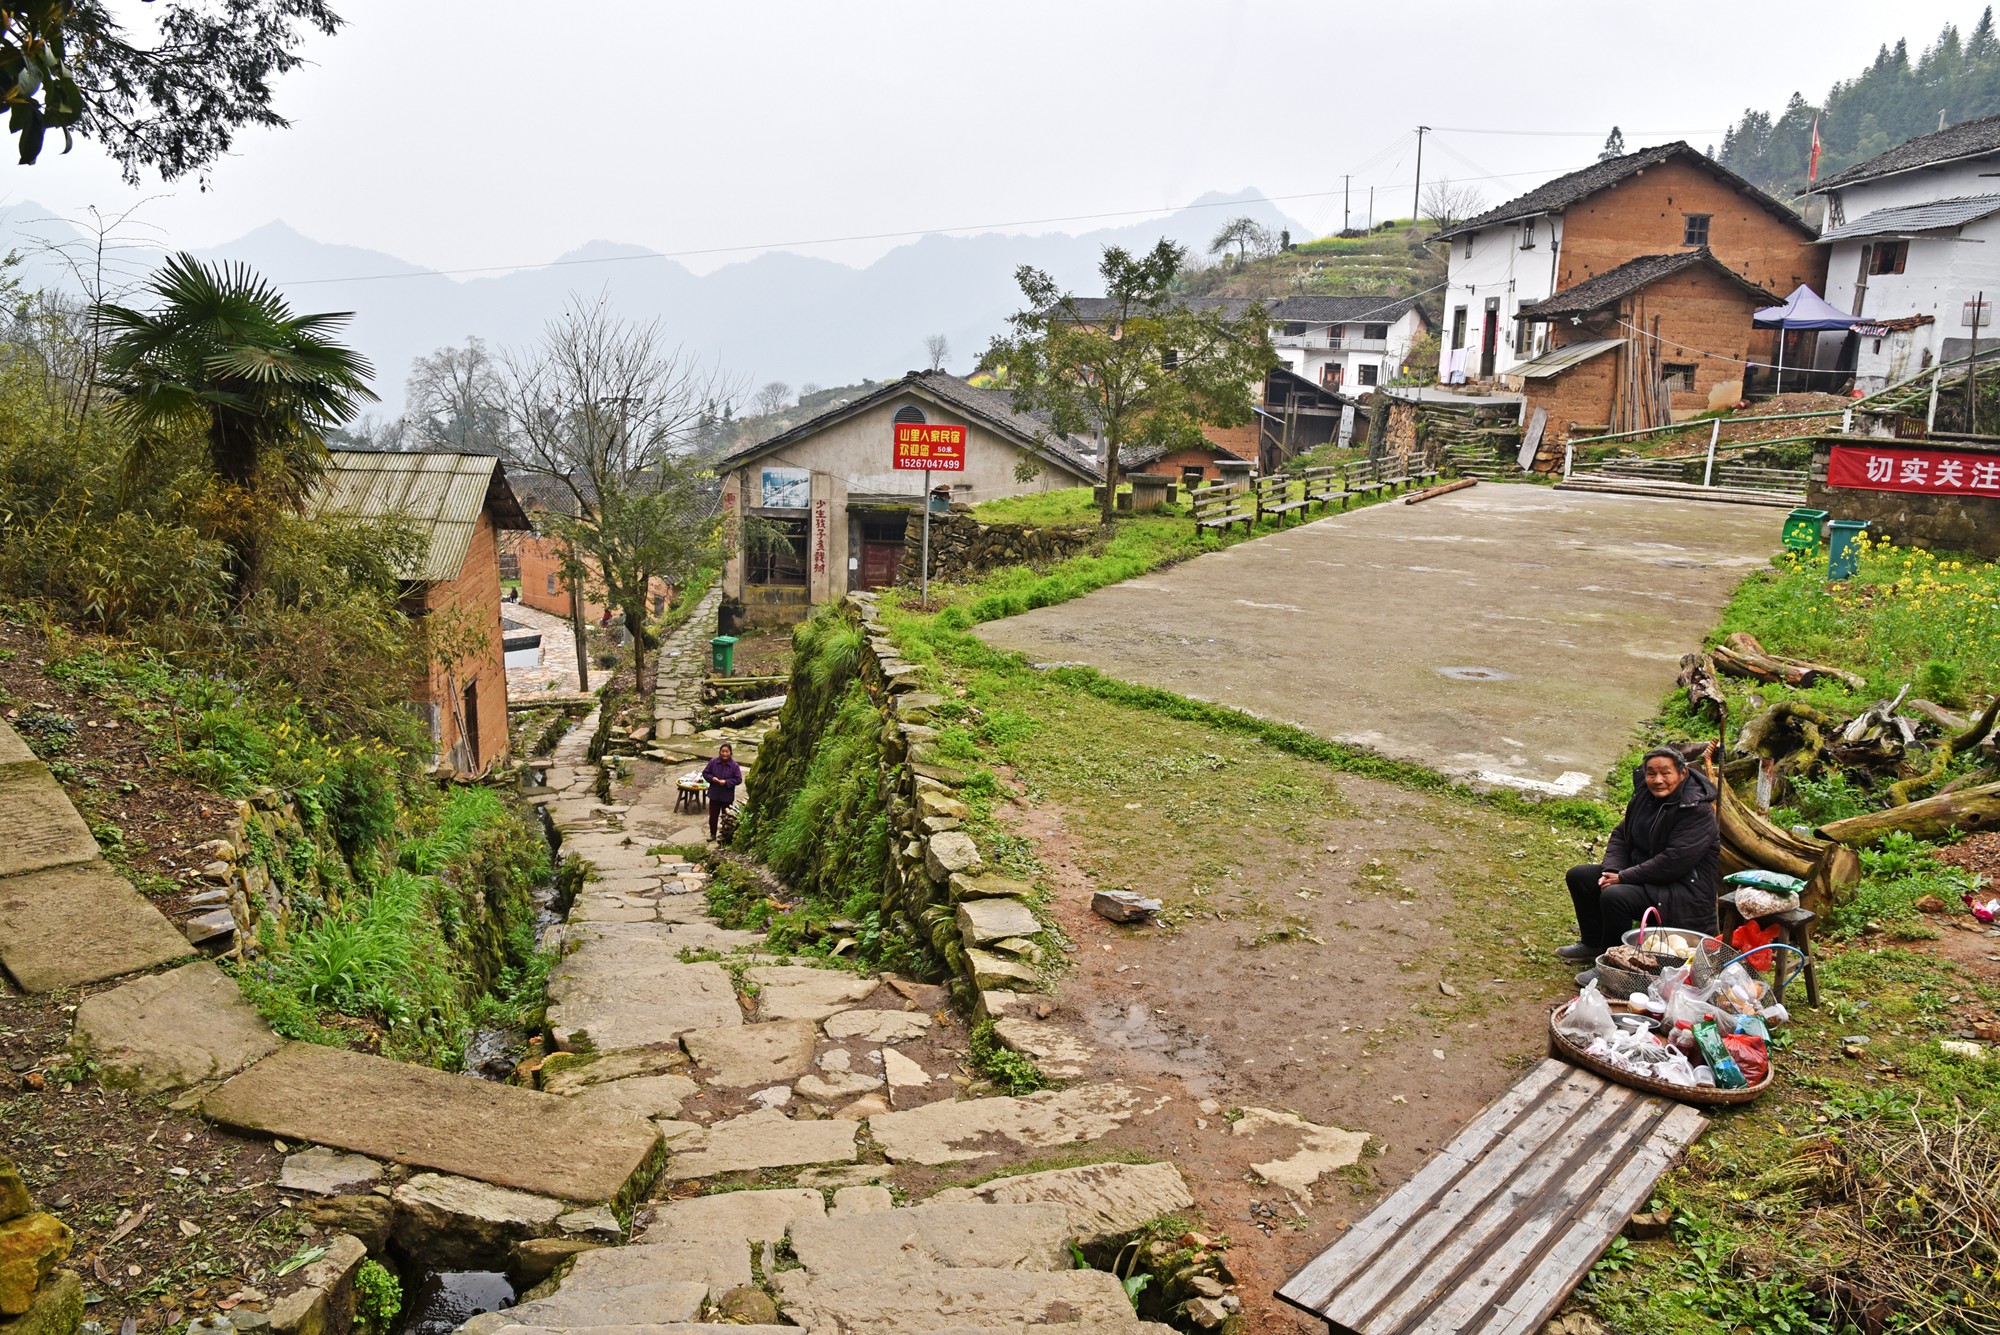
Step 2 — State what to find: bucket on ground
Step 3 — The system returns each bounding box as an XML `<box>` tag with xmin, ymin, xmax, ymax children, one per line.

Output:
<box><xmin>1782</xmin><ymin>507</ymin><xmax>1828</xmax><ymax>552</ymax></box>
<box><xmin>1827</xmin><ymin>519</ymin><xmax>1870</xmax><ymax>581</ymax></box>
<box><xmin>709</xmin><ymin>635</ymin><xmax>739</xmax><ymax>675</ymax></box>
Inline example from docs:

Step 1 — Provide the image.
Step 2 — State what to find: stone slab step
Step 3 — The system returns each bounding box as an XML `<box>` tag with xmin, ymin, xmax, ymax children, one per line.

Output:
<box><xmin>202</xmin><ymin>1042</ymin><xmax>662</xmax><ymax>1205</ymax></box>
<box><xmin>546</xmin><ymin>956</ymin><xmax>742</xmax><ymax>1051</ymax></box>
<box><xmin>929</xmin><ymin>1161</ymin><xmax>1196</xmax><ymax>1246</ymax></box>
<box><xmin>0</xmin><ymin>764</ymin><xmax>101</xmax><ymax>879</ymax></box>
<box><xmin>787</xmin><ymin>1199</ymin><xmax>1074</xmax><ymax>1273</ymax></box>
<box><xmin>1553</xmin><ymin>478</ymin><xmax>1799</xmax><ymax>509</ymax></box>
<box><xmin>772</xmin><ymin>1265</ymin><xmax>1165</xmax><ymax>1332</ymax></box>
<box><xmin>0</xmin><ymin>860</ymin><xmax>192</xmax><ymax>991</ymax></box>
<box><xmin>72</xmin><ymin>961</ymin><xmax>281</xmax><ymax>1095</ymax></box>
<box><xmin>868</xmin><ymin>1083</ymin><xmax>1145</xmax><ymax>1165</ymax></box>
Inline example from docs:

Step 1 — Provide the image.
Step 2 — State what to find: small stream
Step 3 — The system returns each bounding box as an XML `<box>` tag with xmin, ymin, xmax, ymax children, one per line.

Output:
<box><xmin>395</xmin><ymin>789</ymin><xmax>572</xmax><ymax>1331</ymax></box>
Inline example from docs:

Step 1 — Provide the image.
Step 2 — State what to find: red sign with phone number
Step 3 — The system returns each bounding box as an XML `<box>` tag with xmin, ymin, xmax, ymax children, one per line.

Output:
<box><xmin>894</xmin><ymin>422</ymin><xmax>966</xmax><ymax>471</ymax></box>
<box><xmin>1828</xmin><ymin>444</ymin><xmax>2000</xmax><ymax>495</ymax></box>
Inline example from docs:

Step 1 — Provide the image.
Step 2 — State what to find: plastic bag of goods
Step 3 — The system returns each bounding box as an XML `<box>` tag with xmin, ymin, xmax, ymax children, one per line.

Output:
<box><xmin>1558</xmin><ymin>981</ymin><xmax>1618</xmax><ymax>1042</ymax></box>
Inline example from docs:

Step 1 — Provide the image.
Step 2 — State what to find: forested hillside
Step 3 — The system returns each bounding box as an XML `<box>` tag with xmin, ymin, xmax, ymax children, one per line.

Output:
<box><xmin>1719</xmin><ymin>8</ymin><xmax>2000</xmax><ymax>202</ymax></box>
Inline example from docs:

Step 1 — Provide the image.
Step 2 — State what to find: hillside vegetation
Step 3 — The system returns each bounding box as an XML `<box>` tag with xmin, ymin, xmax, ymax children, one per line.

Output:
<box><xmin>1720</xmin><ymin>8</ymin><xmax>2000</xmax><ymax>202</ymax></box>
<box><xmin>1176</xmin><ymin>220</ymin><xmax>1445</xmax><ymax>317</ymax></box>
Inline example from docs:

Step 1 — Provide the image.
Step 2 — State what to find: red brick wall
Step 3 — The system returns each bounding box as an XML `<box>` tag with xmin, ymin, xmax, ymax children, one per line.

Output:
<box><xmin>1136</xmin><ymin>447</ymin><xmax>1232</xmax><ymax>481</ymax></box>
<box><xmin>1560</xmin><ymin>157</ymin><xmax>1827</xmax><ymax>297</ymax></box>
<box><xmin>513</xmin><ymin>530</ymin><xmax>667</xmax><ymax>626</ymax></box>
<box><xmin>420</xmin><ymin>511</ymin><xmax>510</xmax><ymax>775</ymax></box>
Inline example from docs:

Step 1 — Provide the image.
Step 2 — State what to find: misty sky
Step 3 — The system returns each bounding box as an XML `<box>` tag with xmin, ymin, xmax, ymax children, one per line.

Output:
<box><xmin>4</xmin><ymin>0</ymin><xmax>1985</xmax><ymax>279</ymax></box>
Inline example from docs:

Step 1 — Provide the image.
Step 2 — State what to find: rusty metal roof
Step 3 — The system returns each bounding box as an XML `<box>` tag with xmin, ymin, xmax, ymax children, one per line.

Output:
<box><xmin>310</xmin><ymin>449</ymin><xmax>529</xmax><ymax>583</ymax></box>
<box><xmin>1506</xmin><ymin>338</ymin><xmax>1626</xmax><ymax>378</ymax></box>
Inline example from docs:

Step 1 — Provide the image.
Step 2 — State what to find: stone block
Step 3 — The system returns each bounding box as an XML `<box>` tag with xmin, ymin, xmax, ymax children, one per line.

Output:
<box><xmin>0</xmin><ymin>859</ymin><xmax>191</xmax><ymax>992</ymax></box>
<box><xmin>923</xmin><ymin>831</ymin><xmax>983</xmax><ymax>883</ymax></box>
<box><xmin>956</xmin><ymin>898</ymin><xmax>1039</xmax><ymax>945</ymax></box>
<box><xmin>0</xmin><ymin>768</ymin><xmax>98</xmax><ymax>880</ymax></box>
<box><xmin>655</xmin><ymin>1109</ymin><xmax>859</xmax><ymax>1180</ymax></box>
<box><xmin>930</xmin><ymin>1161</ymin><xmax>1195</xmax><ymax>1246</ymax></box>
<box><xmin>950</xmin><ymin>872</ymin><xmax>1033</xmax><ymax>901</ymax></box>
<box><xmin>0</xmin><ymin>1270</ymin><xmax>80</xmax><ymax>1335</ymax></box>
<box><xmin>0</xmin><ymin>1215</ymin><xmax>71</xmax><ymax>1316</ymax></box>
<box><xmin>298</xmin><ymin>1196</ymin><xmax>391</xmax><ymax>1255</ymax></box>
<box><xmin>868</xmin><ymin>1084</ymin><xmax>1140</xmax><ymax>1166</ymax></box>
<box><xmin>0</xmin><ymin>1160</ymin><xmax>29</xmax><ymax>1225</ymax></box>
<box><xmin>681</xmin><ymin>1021</ymin><xmax>817</xmax><ymax>1087</ymax></box>
<box><xmin>72</xmin><ymin>963</ymin><xmax>279</xmax><ymax>1096</ymax></box>
<box><xmin>821</xmin><ymin>1009</ymin><xmax>931</xmax><ymax>1044</ymax></box>
<box><xmin>744</xmin><ymin>967</ymin><xmax>878</xmax><ymax>1022</ymax></box>
<box><xmin>278</xmin><ymin>1149</ymin><xmax>381</xmax><ymax>1197</ymax></box>
<box><xmin>634</xmin><ymin>1187</ymin><xmax>823</xmax><ymax>1247</ymax></box>
<box><xmin>507</xmin><ymin>1237</ymin><xmax>601</xmax><ymax>1288</ymax></box>
<box><xmin>992</xmin><ymin>1018</ymin><xmax>1092</xmax><ymax>1079</ymax></box>
<box><xmin>390</xmin><ymin>1173</ymin><xmax>566</xmax><ymax>1269</ymax></box>
<box><xmin>265</xmin><ymin>1232</ymin><xmax>364</xmax><ymax>1335</ymax></box>
<box><xmin>788</xmin><ymin>1200</ymin><xmax>1073</xmax><ymax>1273</ymax></box>
<box><xmin>916</xmin><ymin>789</ymin><xmax>969</xmax><ymax>821</ymax></box>
<box><xmin>967</xmin><ymin>948</ymin><xmax>1039</xmax><ymax>991</ymax></box>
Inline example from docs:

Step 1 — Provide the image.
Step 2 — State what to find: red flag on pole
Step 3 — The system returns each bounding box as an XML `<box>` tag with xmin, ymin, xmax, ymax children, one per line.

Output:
<box><xmin>1809</xmin><ymin>115</ymin><xmax>1823</xmax><ymax>183</ymax></box>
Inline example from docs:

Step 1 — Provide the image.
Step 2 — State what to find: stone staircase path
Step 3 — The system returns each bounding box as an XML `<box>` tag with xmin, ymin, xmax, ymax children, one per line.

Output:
<box><xmin>0</xmin><ymin>721</ymin><xmax>194</xmax><ymax>990</ymax></box>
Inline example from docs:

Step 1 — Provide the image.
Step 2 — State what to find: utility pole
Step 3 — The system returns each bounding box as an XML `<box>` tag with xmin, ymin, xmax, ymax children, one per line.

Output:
<box><xmin>1368</xmin><ymin>187</ymin><xmax>1375</xmax><ymax>231</ymax></box>
<box><xmin>1413</xmin><ymin>125</ymin><xmax>1431</xmax><ymax>227</ymax></box>
<box><xmin>1343</xmin><ymin>175</ymin><xmax>1351</xmax><ymax>234</ymax></box>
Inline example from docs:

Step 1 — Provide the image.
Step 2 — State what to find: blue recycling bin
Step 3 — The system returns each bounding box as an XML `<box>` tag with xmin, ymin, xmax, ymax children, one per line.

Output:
<box><xmin>1827</xmin><ymin>519</ymin><xmax>1870</xmax><ymax>581</ymax></box>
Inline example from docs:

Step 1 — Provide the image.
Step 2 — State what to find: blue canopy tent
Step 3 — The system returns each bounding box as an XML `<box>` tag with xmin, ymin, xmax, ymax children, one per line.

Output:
<box><xmin>1753</xmin><ymin>286</ymin><xmax>1856</xmax><ymax>394</ymax></box>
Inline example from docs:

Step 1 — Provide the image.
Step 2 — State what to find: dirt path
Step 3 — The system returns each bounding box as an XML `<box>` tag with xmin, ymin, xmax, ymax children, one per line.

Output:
<box><xmin>986</xmin><ymin>765</ymin><xmax>1594</xmax><ymax>1329</ymax></box>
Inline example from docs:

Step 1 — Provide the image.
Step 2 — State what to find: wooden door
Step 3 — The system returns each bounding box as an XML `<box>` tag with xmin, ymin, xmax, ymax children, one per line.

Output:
<box><xmin>1480</xmin><ymin>298</ymin><xmax>1501</xmax><ymax>377</ymax></box>
<box><xmin>858</xmin><ymin>513</ymin><xmax>908</xmax><ymax>589</ymax></box>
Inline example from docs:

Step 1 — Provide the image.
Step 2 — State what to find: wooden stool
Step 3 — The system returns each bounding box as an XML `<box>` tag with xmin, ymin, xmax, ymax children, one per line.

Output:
<box><xmin>675</xmin><ymin>781</ymin><xmax>706</xmax><ymax>815</ymax></box>
<box><xmin>1719</xmin><ymin>889</ymin><xmax>1820</xmax><ymax>1007</ymax></box>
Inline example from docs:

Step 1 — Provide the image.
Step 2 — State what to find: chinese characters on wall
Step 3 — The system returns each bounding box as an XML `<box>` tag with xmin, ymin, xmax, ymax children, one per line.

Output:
<box><xmin>812</xmin><ymin>499</ymin><xmax>828</xmax><ymax>576</ymax></box>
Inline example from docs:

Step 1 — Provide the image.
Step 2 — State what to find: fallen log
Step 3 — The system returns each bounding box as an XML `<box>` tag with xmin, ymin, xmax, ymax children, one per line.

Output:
<box><xmin>1403</xmin><ymin>478</ymin><xmax>1477</xmax><ymax>505</ymax></box>
<box><xmin>1735</xmin><ymin>701</ymin><xmax>1840</xmax><ymax>778</ymax></box>
<box><xmin>1906</xmin><ymin>698</ymin><xmax>1971</xmax><ymax>734</ymax></box>
<box><xmin>1718</xmin><ymin>781</ymin><xmax>1821</xmax><ymax>881</ymax></box>
<box><xmin>1712</xmin><ymin>632</ymin><xmax>1868</xmax><ymax>692</ymax></box>
<box><xmin>713</xmin><ymin>695</ymin><xmax>786</xmax><ymax>723</ymax></box>
<box><xmin>1817</xmin><ymin>779</ymin><xmax>2000</xmax><ymax>847</ymax></box>
<box><xmin>1677</xmin><ymin>652</ymin><xmax>1727</xmax><ymax>734</ymax></box>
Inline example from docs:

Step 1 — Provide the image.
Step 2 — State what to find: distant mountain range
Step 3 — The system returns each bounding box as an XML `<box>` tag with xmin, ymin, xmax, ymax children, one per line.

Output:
<box><xmin>1</xmin><ymin>190</ymin><xmax>1311</xmax><ymax>415</ymax></box>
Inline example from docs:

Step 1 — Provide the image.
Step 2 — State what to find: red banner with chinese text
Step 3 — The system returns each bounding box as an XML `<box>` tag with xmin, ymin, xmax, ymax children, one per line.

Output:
<box><xmin>893</xmin><ymin>422</ymin><xmax>966</xmax><ymax>471</ymax></box>
<box><xmin>1827</xmin><ymin>444</ymin><xmax>2000</xmax><ymax>496</ymax></box>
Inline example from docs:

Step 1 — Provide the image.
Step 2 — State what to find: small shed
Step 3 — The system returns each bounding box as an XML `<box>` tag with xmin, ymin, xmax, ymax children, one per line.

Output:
<box><xmin>311</xmin><ymin>449</ymin><xmax>531</xmax><ymax>776</ymax></box>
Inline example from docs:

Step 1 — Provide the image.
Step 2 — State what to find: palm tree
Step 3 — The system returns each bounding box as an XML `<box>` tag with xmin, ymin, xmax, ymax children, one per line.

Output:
<box><xmin>95</xmin><ymin>253</ymin><xmax>376</xmax><ymax>588</ymax></box>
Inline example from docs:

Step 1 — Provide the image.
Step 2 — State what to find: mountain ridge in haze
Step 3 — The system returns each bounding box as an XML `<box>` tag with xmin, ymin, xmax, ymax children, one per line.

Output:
<box><xmin>2</xmin><ymin>189</ymin><xmax>1310</xmax><ymax>411</ymax></box>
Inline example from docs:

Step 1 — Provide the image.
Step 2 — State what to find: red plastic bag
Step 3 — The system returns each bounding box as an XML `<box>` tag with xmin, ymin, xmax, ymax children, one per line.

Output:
<box><xmin>1722</xmin><ymin>1034</ymin><xmax>1769</xmax><ymax>1085</ymax></box>
<box><xmin>1730</xmin><ymin>919</ymin><xmax>1781</xmax><ymax>972</ymax></box>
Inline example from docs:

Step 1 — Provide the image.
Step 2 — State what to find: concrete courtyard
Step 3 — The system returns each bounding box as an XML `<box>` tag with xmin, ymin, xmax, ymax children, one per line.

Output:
<box><xmin>977</xmin><ymin>485</ymin><xmax>1780</xmax><ymax>795</ymax></box>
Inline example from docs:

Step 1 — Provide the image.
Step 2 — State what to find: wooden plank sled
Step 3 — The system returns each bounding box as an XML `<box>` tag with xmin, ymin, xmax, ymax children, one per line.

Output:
<box><xmin>1277</xmin><ymin>1058</ymin><xmax>1706</xmax><ymax>1335</ymax></box>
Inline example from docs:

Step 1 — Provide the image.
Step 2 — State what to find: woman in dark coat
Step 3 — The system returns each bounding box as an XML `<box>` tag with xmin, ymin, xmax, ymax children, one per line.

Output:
<box><xmin>1557</xmin><ymin>747</ymin><xmax>1721</xmax><ymax>963</ymax></box>
<box><xmin>701</xmin><ymin>744</ymin><xmax>744</xmax><ymax>843</ymax></box>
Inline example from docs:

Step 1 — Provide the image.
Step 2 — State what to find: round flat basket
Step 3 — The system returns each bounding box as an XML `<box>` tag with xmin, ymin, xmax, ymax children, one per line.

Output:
<box><xmin>1548</xmin><ymin>999</ymin><xmax>1771</xmax><ymax>1106</ymax></box>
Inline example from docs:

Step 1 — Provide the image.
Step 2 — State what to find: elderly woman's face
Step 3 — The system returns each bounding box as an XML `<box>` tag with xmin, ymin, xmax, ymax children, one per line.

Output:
<box><xmin>1642</xmin><ymin>757</ymin><xmax>1684</xmax><ymax>798</ymax></box>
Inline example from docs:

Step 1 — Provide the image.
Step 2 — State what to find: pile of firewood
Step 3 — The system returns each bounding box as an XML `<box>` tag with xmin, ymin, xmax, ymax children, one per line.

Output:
<box><xmin>1672</xmin><ymin>633</ymin><xmax>2000</xmax><ymax>905</ymax></box>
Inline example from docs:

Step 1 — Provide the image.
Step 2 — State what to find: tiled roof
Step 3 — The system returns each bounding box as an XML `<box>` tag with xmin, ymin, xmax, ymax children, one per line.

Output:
<box><xmin>720</xmin><ymin>372</ymin><xmax>1102</xmax><ymax>482</ymax></box>
<box><xmin>1434</xmin><ymin>142</ymin><xmax>1810</xmax><ymax>240</ymax></box>
<box><xmin>1815</xmin><ymin>114</ymin><xmax>2000</xmax><ymax>191</ymax></box>
<box><xmin>1818</xmin><ymin>193</ymin><xmax>2000</xmax><ymax>242</ymax></box>
<box><xmin>1516</xmin><ymin>250</ymin><xmax>1780</xmax><ymax>320</ymax></box>
<box><xmin>310</xmin><ymin>450</ymin><xmax>530</xmax><ymax>583</ymax></box>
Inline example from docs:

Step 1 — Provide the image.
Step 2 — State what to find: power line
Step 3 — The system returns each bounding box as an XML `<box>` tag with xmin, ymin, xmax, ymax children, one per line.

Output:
<box><xmin>1429</xmin><ymin>125</ymin><xmax>1727</xmax><ymax>139</ymax></box>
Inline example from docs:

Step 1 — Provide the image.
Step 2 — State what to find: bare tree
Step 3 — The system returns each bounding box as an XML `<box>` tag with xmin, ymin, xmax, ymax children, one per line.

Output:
<box><xmin>1208</xmin><ymin>216</ymin><xmax>1274</xmax><ymax>265</ymax></box>
<box><xmin>1421</xmin><ymin>179</ymin><xmax>1487</xmax><ymax>232</ymax></box>
<box><xmin>14</xmin><ymin>200</ymin><xmax>165</xmax><ymax>418</ymax></box>
<box><xmin>406</xmin><ymin>337</ymin><xmax>508</xmax><ymax>454</ymax></box>
<box><xmin>924</xmin><ymin>333</ymin><xmax>950</xmax><ymax>372</ymax></box>
<box><xmin>751</xmin><ymin>381</ymin><xmax>792</xmax><ymax>416</ymax></box>
<box><xmin>499</xmin><ymin>295</ymin><xmax>734</xmax><ymax>692</ymax></box>
<box><xmin>798</xmin><ymin>381</ymin><xmax>823</xmax><ymax>400</ymax></box>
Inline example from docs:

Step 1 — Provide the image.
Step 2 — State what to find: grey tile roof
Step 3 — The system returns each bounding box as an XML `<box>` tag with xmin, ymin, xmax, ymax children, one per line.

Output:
<box><xmin>1818</xmin><ymin>193</ymin><xmax>2000</xmax><ymax>242</ymax></box>
<box><xmin>1434</xmin><ymin>142</ymin><xmax>1810</xmax><ymax>241</ymax></box>
<box><xmin>1815</xmin><ymin>114</ymin><xmax>2000</xmax><ymax>191</ymax></box>
<box><xmin>1516</xmin><ymin>250</ymin><xmax>1779</xmax><ymax>321</ymax></box>
<box><xmin>719</xmin><ymin>371</ymin><xmax>1101</xmax><ymax>482</ymax></box>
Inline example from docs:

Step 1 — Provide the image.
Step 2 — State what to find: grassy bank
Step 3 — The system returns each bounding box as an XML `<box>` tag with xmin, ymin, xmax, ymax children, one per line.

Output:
<box><xmin>1582</xmin><ymin>539</ymin><xmax>2000</xmax><ymax>1334</ymax></box>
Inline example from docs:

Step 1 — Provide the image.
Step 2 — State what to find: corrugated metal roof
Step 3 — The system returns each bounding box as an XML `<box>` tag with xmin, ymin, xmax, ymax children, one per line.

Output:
<box><xmin>310</xmin><ymin>450</ymin><xmax>502</xmax><ymax>583</ymax></box>
<box><xmin>1507</xmin><ymin>338</ymin><xmax>1625</xmax><ymax>379</ymax></box>
<box><xmin>1818</xmin><ymin>194</ymin><xmax>2000</xmax><ymax>243</ymax></box>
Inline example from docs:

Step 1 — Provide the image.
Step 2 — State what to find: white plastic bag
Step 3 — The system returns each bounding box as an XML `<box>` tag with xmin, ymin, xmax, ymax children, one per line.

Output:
<box><xmin>1558</xmin><ymin>981</ymin><xmax>1618</xmax><ymax>1043</ymax></box>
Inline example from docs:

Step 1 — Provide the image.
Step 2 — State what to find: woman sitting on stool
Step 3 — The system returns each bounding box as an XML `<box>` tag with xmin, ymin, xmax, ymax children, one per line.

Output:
<box><xmin>1557</xmin><ymin>747</ymin><xmax>1721</xmax><ymax>964</ymax></box>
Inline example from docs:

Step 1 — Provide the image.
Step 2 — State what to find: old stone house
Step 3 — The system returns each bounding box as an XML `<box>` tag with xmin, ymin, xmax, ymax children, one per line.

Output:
<box><xmin>1434</xmin><ymin>142</ymin><xmax>1826</xmax><ymax>383</ymax></box>
<box><xmin>1510</xmin><ymin>250</ymin><xmax>1781</xmax><ymax>450</ymax></box>
<box><xmin>310</xmin><ymin>449</ymin><xmax>530</xmax><ymax>776</ymax></box>
<box><xmin>717</xmin><ymin>371</ymin><xmax>1099</xmax><ymax>620</ymax></box>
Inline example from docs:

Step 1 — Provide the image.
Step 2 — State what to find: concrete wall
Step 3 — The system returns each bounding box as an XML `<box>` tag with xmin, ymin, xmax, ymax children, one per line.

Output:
<box><xmin>721</xmin><ymin>393</ymin><xmax>1084</xmax><ymax>610</ymax></box>
<box><xmin>1824</xmin><ymin>182</ymin><xmax>2000</xmax><ymax>390</ymax></box>
<box><xmin>419</xmin><ymin>509</ymin><xmax>511</xmax><ymax>775</ymax></box>
<box><xmin>1440</xmin><ymin>215</ymin><xmax>1566</xmax><ymax>379</ymax></box>
<box><xmin>1806</xmin><ymin>437</ymin><xmax>2000</xmax><ymax>558</ymax></box>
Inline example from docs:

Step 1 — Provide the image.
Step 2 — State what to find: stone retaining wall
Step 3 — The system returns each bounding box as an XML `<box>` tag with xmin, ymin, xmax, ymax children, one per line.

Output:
<box><xmin>846</xmin><ymin>593</ymin><xmax>1046</xmax><ymax>1013</ymax></box>
<box><xmin>896</xmin><ymin>512</ymin><xmax>1094</xmax><ymax>589</ymax></box>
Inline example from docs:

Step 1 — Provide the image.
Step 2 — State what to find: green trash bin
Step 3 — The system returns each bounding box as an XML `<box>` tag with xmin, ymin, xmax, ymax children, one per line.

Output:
<box><xmin>1782</xmin><ymin>507</ymin><xmax>1829</xmax><ymax>552</ymax></box>
<box><xmin>1827</xmin><ymin>520</ymin><xmax>1870</xmax><ymax>581</ymax></box>
<box><xmin>710</xmin><ymin>635</ymin><xmax>739</xmax><ymax>675</ymax></box>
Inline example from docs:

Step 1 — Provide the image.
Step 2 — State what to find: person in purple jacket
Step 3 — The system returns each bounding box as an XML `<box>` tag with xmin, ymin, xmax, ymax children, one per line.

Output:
<box><xmin>701</xmin><ymin>744</ymin><xmax>744</xmax><ymax>842</ymax></box>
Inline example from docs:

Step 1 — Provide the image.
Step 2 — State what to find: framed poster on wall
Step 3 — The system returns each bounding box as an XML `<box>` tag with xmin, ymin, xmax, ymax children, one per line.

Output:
<box><xmin>760</xmin><ymin>466</ymin><xmax>810</xmax><ymax>509</ymax></box>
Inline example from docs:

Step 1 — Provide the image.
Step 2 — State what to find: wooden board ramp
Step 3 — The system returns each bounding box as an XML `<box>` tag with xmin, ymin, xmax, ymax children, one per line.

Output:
<box><xmin>1277</xmin><ymin>1058</ymin><xmax>1707</xmax><ymax>1335</ymax></box>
